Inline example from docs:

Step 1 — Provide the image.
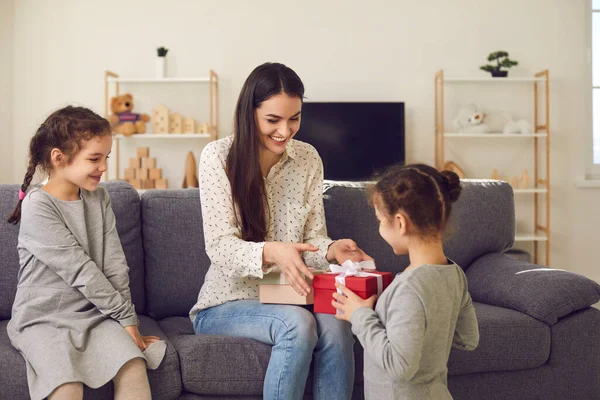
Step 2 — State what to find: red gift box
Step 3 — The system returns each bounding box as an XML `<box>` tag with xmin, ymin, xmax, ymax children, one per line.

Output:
<box><xmin>313</xmin><ymin>270</ymin><xmax>394</xmax><ymax>314</ymax></box>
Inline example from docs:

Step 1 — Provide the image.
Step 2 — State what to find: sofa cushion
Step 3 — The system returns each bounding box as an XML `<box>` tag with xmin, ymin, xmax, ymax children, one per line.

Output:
<box><xmin>323</xmin><ymin>180</ymin><xmax>515</xmax><ymax>273</ymax></box>
<box><xmin>159</xmin><ymin>316</ymin><xmax>269</xmax><ymax>396</ymax></box>
<box><xmin>0</xmin><ymin>186</ymin><xmax>21</xmax><ymax>320</ymax></box>
<box><xmin>448</xmin><ymin>302</ymin><xmax>550</xmax><ymax>375</ymax></box>
<box><xmin>466</xmin><ymin>253</ymin><xmax>600</xmax><ymax>325</ymax></box>
<box><xmin>160</xmin><ymin>315</ymin><xmax>365</xmax><ymax>397</ymax></box>
<box><xmin>102</xmin><ymin>181</ymin><xmax>146</xmax><ymax>314</ymax></box>
<box><xmin>141</xmin><ymin>189</ymin><xmax>211</xmax><ymax>320</ymax></box>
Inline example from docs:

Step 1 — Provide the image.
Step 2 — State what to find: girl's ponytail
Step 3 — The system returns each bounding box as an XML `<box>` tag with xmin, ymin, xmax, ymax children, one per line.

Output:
<box><xmin>7</xmin><ymin>159</ymin><xmax>38</xmax><ymax>224</ymax></box>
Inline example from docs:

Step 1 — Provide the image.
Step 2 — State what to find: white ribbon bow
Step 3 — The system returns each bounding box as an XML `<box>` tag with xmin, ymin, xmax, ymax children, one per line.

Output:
<box><xmin>330</xmin><ymin>259</ymin><xmax>383</xmax><ymax>297</ymax></box>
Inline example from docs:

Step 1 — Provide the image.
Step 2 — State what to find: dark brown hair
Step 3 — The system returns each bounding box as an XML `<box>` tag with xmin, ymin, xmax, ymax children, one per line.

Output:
<box><xmin>7</xmin><ymin>106</ymin><xmax>111</xmax><ymax>224</ymax></box>
<box><xmin>368</xmin><ymin>163</ymin><xmax>462</xmax><ymax>237</ymax></box>
<box><xmin>227</xmin><ymin>62</ymin><xmax>305</xmax><ymax>242</ymax></box>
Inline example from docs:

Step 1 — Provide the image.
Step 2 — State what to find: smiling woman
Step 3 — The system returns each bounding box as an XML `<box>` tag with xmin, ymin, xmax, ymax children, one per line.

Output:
<box><xmin>189</xmin><ymin>62</ymin><xmax>373</xmax><ymax>400</ymax></box>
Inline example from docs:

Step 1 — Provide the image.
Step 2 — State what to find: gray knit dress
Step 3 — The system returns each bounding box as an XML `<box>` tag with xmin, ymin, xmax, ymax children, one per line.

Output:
<box><xmin>7</xmin><ymin>186</ymin><xmax>165</xmax><ymax>400</ymax></box>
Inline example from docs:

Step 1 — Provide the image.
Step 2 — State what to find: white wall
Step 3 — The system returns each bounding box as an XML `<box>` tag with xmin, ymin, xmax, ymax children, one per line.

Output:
<box><xmin>0</xmin><ymin>0</ymin><xmax>14</xmax><ymax>184</ymax></box>
<box><xmin>7</xmin><ymin>0</ymin><xmax>600</xmax><ymax>284</ymax></box>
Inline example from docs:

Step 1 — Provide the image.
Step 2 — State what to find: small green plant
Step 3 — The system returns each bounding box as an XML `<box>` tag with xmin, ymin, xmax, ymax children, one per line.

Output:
<box><xmin>480</xmin><ymin>51</ymin><xmax>518</xmax><ymax>77</ymax></box>
<box><xmin>157</xmin><ymin>47</ymin><xmax>169</xmax><ymax>57</ymax></box>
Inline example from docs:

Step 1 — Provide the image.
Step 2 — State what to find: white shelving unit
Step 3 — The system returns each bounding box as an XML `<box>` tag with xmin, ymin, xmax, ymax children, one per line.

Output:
<box><xmin>107</xmin><ymin>77</ymin><xmax>211</xmax><ymax>83</ymax></box>
<box><xmin>443</xmin><ymin>132</ymin><xmax>548</xmax><ymax>138</ymax></box>
<box><xmin>434</xmin><ymin>69</ymin><xmax>551</xmax><ymax>265</ymax></box>
<box><xmin>112</xmin><ymin>133</ymin><xmax>210</xmax><ymax>139</ymax></box>
<box><xmin>515</xmin><ymin>233</ymin><xmax>549</xmax><ymax>242</ymax></box>
<box><xmin>104</xmin><ymin>70</ymin><xmax>219</xmax><ymax>185</ymax></box>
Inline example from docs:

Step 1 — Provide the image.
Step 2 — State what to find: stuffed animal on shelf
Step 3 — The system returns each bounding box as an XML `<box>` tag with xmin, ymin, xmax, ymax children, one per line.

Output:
<box><xmin>453</xmin><ymin>104</ymin><xmax>523</xmax><ymax>134</ymax></box>
<box><xmin>109</xmin><ymin>93</ymin><xmax>150</xmax><ymax>136</ymax></box>
<box><xmin>503</xmin><ymin>119</ymin><xmax>533</xmax><ymax>134</ymax></box>
<box><xmin>453</xmin><ymin>104</ymin><xmax>491</xmax><ymax>133</ymax></box>
<box><xmin>182</xmin><ymin>151</ymin><xmax>199</xmax><ymax>188</ymax></box>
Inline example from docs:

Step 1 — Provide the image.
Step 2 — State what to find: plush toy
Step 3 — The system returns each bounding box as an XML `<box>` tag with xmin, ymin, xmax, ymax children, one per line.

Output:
<box><xmin>503</xmin><ymin>119</ymin><xmax>533</xmax><ymax>134</ymax></box>
<box><xmin>453</xmin><ymin>104</ymin><xmax>527</xmax><ymax>134</ymax></box>
<box><xmin>452</xmin><ymin>104</ymin><xmax>491</xmax><ymax>133</ymax></box>
<box><xmin>109</xmin><ymin>93</ymin><xmax>150</xmax><ymax>136</ymax></box>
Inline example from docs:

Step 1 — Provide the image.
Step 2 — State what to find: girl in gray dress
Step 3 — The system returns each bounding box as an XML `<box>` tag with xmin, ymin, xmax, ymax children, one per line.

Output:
<box><xmin>7</xmin><ymin>106</ymin><xmax>165</xmax><ymax>400</ymax></box>
<box><xmin>332</xmin><ymin>164</ymin><xmax>479</xmax><ymax>400</ymax></box>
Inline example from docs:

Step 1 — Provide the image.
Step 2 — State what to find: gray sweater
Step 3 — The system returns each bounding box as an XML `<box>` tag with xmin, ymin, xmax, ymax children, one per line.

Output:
<box><xmin>7</xmin><ymin>186</ymin><xmax>165</xmax><ymax>400</ymax></box>
<box><xmin>351</xmin><ymin>263</ymin><xmax>479</xmax><ymax>400</ymax></box>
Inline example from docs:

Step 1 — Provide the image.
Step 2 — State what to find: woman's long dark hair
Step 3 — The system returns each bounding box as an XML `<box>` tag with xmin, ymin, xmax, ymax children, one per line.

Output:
<box><xmin>227</xmin><ymin>62</ymin><xmax>305</xmax><ymax>242</ymax></box>
<box><xmin>7</xmin><ymin>106</ymin><xmax>111</xmax><ymax>224</ymax></box>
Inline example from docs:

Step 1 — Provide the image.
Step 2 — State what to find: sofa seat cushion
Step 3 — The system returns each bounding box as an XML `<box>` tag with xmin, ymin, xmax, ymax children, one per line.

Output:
<box><xmin>0</xmin><ymin>317</ymin><xmax>181</xmax><ymax>400</ymax></box>
<box><xmin>448</xmin><ymin>302</ymin><xmax>550</xmax><ymax>375</ymax></box>
<box><xmin>161</xmin><ymin>316</ymin><xmax>366</xmax><ymax>397</ymax></box>
<box><xmin>159</xmin><ymin>316</ymin><xmax>270</xmax><ymax>396</ymax></box>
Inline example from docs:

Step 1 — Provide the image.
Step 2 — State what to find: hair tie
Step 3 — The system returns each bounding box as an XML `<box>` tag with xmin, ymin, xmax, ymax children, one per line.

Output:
<box><xmin>18</xmin><ymin>189</ymin><xmax>26</xmax><ymax>201</ymax></box>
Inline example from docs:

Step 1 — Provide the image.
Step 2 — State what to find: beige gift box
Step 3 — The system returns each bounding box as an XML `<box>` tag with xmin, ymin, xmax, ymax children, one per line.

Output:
<box><xmin>259</xmin><ymin>270</ymin><xmax>325</xmax><ymax>305</ymax></box>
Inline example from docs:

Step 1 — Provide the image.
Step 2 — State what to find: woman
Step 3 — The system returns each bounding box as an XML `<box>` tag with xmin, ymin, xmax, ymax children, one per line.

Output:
<box><xmin>189</xmin><ymin>62</ymin><xmax>373</xmax><ymax>400</ymax></box>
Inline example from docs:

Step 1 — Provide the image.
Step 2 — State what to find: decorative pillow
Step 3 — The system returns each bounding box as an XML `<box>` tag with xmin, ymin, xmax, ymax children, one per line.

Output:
<box><xmin>466</xmin><ymin>253</ymin><xmax>600</xmax><ymax>325</ymax></box>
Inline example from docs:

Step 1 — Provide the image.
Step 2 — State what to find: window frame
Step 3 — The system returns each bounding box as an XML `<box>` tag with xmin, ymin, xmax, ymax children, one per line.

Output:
<box><xmin>588</xmin><ymin>0</ymin><xmax>600</xmax><ymax>179</ymax></box>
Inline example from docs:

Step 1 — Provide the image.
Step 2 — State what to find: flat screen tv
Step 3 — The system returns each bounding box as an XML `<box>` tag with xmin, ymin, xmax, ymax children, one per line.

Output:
<box><xmin>295</xmin><ymin>102</ymin><xmax>405</xmax><ymax>181</ymax></box>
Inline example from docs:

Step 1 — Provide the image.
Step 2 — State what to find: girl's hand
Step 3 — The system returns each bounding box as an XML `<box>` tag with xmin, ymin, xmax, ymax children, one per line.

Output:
<box><xmin>263</xmin><ymin>242</ymin><xmax>319</xmax><ymax>296</ymax></box>
<box><xmin>327</xmin><ymin>239</ymin><xmax>374</xmax><ymax>265</ymax></box>
<box><xmin>124</xmin><ymin>325</ymin><xmax>161</xmax><ymax>351</ymax></box>
<box><xmin>332</xmin><ymin>283</ymin><xmax>377</xmax><ymax>322</ymax></box>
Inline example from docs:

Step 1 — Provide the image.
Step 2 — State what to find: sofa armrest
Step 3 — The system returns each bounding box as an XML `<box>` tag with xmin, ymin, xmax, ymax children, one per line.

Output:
<box><xmin>465</xmin><ymin>253</ymin><xmax>600</xmax><ymax>325</ymax></box>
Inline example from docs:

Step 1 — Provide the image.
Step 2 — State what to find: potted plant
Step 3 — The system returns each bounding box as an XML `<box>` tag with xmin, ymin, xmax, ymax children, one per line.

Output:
<box><xmin>156</xmin><ymin>47</ymin><xmax>169</xmax><ymax>78</ymax></box>
<box><xmin>480</xmin><ymin>51</ymin><xmax>518</xmax><ymax>77</ymax></box>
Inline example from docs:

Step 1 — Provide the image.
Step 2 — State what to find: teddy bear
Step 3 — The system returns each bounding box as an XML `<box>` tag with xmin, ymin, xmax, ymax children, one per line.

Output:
<box><xmin>109</xmin><ymin>93</ymin><xmax>150</xmax><ymax>136</ymax></box>
<box><xmin>452</xmin><ymin>103</ymin><xmax>530</xmax><ymax>134</ymax></box>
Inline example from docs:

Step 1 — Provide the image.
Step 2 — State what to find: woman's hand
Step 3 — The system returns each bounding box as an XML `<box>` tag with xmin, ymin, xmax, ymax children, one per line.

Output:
<box><xmin>332</xmin><ymin>283</ymin><xmax>377</xmax><ymax>322</ymax></box>
<box><xmin>263</xmin><ymin>242</ymin><xmax>318</xmax><ymax>296</ymax></box>
<box><xmin>124</xmin><ymin>325</ymin><xmax>161</xmax><ymax>351</ymax></box>
<box><xmin>327</xmin><ymin>239</ymin><xmax>374</xmax><ymax>265</ymax></box>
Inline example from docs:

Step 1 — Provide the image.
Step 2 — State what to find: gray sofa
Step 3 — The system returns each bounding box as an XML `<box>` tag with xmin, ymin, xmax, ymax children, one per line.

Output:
<box><xmin>1</xmin><ymin>180</ymin><xmax>599</xmax><ymax>400</ymax></box>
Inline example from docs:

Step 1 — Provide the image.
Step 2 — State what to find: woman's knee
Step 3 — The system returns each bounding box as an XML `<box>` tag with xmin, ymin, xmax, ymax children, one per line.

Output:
<box><xmin>317</xmin><ymin>314</ymin><xmax>355</xmax><ymax>351</ymax></box>
<box><xmin>277</xmin><ymin>306</ymin><xmax>318</xmax><ymax>348</ymax></box>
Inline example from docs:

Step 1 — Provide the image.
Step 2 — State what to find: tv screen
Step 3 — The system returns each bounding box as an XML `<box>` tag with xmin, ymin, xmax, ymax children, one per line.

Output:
<box><xmin>295</xmin><ymin>102</ymin><xmax>405</xmax><ymax>181</ymax></box>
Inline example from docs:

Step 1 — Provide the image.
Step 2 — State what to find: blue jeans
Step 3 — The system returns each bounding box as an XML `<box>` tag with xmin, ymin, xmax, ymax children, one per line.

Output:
<box><xmin>193</xmin><ymin>300</ymin><xmax>355</xmax><ymax>400</ymax></box>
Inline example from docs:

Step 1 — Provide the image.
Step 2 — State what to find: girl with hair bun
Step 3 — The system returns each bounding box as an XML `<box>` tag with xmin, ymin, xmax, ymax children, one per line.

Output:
<box><xmin>333</xmin><ymin>164</ymin><xmax>479</xmax><ymax>400</ymax></box>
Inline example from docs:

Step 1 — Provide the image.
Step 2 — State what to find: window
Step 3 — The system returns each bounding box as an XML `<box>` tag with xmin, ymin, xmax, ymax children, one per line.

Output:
<box><xmin>592</xmin><ymin>1</ymin><xmax>600</xmax><ymax>166</ymax></box>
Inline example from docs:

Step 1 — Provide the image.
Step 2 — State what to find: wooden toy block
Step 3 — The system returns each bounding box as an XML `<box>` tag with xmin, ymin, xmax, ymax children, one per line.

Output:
<box><xmin>141</xmin><ymin>179</ymin><xmax>155</xmax><ymax>189</ymax></box>
<box><xmin>169</xmin><ymin>113</ymin><xmax>183</xmax><ymax>134</ymax></box>
<box><xmin>137</xmin><ymin>147</ymin><xmax>150</xmax><ymax>158</ymax></box>
<box><xmin>136</xmin><ymin>168</ymin><xmax>149</xmax><ymax>180</ymax></box>
<box><xmin>155</xmin><ymin>179</ymin><xmax>168</xmax><ymax>189</ymax></box>
<box><xmin>183</xmin><ymin>117</ymin><xmax>195</xmax><ymax>134</ymax></box>
<box><xmin>182</xmin><ymin>151</ymin><xmax>199</xmax><ymax>188</ymax></box>
<box><xmin>490</xmin><ymin>169</ymin><xmax>500</xmax><ymax>180</ymax></box>
<box><xmin>520</xmin><ymin>169</ymin><xmax>530</xmax><ymax>188</ymax></box>
<box><xmin>124</xmin><ymin>168</ymin><xmax>136</xmax><ymax>180</ymax></box>
<box><xmin>510</xmin><ymin>176</ymin><xmax>520</xmax><ymax>189</ymax></box>
<box><xmin>152</xmin><ymin>105</ymin><xmax>170</xmax><ymax>134</ymax></box>
<box><xmin>143</xmin><ymin>157</ymin><xmax>156</xmax><ymax>169</ymax></box>
<box><xmin>149</xmin><ymin>168</ymin><xmax>162</xmax><ymax>180</ymax></box>
<box><xmin>198</xmin><ymin>122</ymin><xmax>209</xmax><ymax>134</ymax></box>
<box><xmin>129</xmin><ymin>157</ymin><xmax>141</xmax><ymax>169</ymax></box>
<box><xmin>129</xmin><ymin>179</ymin><xmax>142</xmax><ymax>189</ymax></box>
